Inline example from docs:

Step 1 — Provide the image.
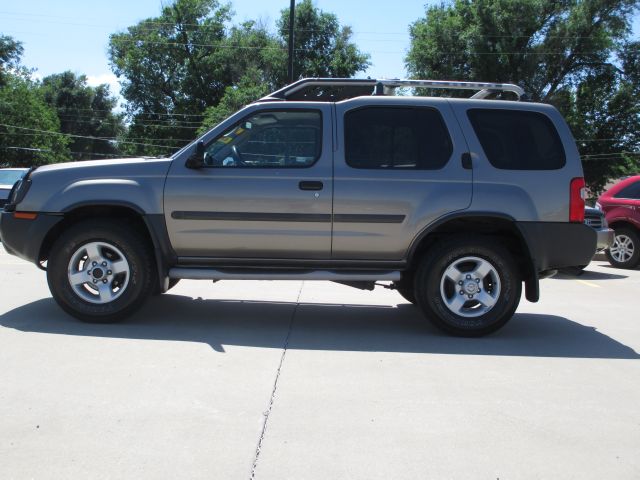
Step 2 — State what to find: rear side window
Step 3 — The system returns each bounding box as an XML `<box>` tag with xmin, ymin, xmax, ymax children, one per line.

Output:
<box><xmin>468</xmin><ymin>109</ymin><xmax>566</xmax><ymax>170</ymax></box>
<box><xmin>344</xmin><ymin>107</ymin><xmax>453</xmax><ymax>170</ymax></box>
<box><xmin>613</xmin><ymin>181</ymin><xmax>640</xmax><ymax>199</ymax></box>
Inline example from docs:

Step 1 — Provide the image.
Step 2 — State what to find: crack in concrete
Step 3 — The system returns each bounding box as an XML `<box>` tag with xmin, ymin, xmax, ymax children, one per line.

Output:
<box><xmin>249</xmin><ymin>282</ymin><xmax>303</xmax><ymax>479</ymax></box>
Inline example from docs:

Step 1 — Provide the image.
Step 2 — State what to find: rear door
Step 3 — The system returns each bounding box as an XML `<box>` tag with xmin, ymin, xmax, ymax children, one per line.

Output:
<box><xmin>332</xmin><ymin>98</ymin><xmax>472</xmax><ymax>260</ymax></box>
<box><xmin>164</xmin><ymin>104</ymin><xmax>333</xmax><ymax>259</ymax></box>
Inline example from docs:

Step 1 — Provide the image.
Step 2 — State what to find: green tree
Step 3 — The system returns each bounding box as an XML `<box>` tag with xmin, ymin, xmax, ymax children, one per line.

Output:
<box><xmin>0</xmin><ymin>75</ymin><xmax>70</xmax><ymax>167</ymax></box>
<box><xmin>0</xmin><ymin>35</ymin><xmax>25</xmax><ymax>86</ymax></box>
<box><xmin>406</xmin><ymin>0</ymin><xmax>640</xmax><ymax>193</ymax></box>
<box><xmin>40</xmin><ymin>71</ymin><xmax>125</xmax><ymax>160</ymax></box>
<box><xmin>108</xmin><ymin>0</ymin><xmax>245</xmax><ymax>155</ymax></box>
<box><xmin>0</xmin><ymin>36</ymin><xmax>69</xmax><ymax>166</ymax></box>
<box><xmin>199</xmin><ymin>0</ymin><xmax>371</xmax><ymax>133</ymax></box>
<box><xmin>277</xmin><ymin>0</ymin><xmax>370</xmax><ymax>82</ymax></box>
<box><xmin>109</xmin><ymin>0</ymin><xmax>371</xmax><ymax>149</ymax></box>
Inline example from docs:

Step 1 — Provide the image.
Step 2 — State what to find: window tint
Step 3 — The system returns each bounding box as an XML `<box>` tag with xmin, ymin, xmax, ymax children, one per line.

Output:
<box><xmin>613</xmin><ymin>181</ymin><xmax>640</xmax><ymax>199</ymax></box>
<box><xmin>204</xmin><ymin>110</ymin><xmax>321</xmax><ymax>168</ymax></box>
<box><xmin>467</xmin><ymin>109</ymin><xmax>566</xmax><ymax>170</ymax></box>
<box><xmin>344</xmin><ymin>107</ymin><xmax>453</xmax><ymax>170</ymax></box>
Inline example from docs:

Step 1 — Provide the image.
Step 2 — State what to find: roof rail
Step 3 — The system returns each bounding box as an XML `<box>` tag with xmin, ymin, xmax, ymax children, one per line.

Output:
<box><xmin>259</xmin><ymin>77</ymin><xmax>525</xmax><ymax>102</ymax></box>
<box><xmin>375</xmin><ymin>79</ymin><xmax>525</xmax><ymax>100</ymax></box>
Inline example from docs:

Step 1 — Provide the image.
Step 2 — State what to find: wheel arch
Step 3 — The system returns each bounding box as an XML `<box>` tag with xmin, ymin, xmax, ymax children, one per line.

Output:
<box><xmin>407</xmin><ymin>212</ymin><xmax>539</xmax><ymax>302</ymax></box>
<box><xmin>608</xmin><ymin>219</ymin><xmax>640</xmax><ymax>232</ymax></box>
<box><xmin>38</xmin><ymin>203</ymin><xmax>174</xmax><ymax>290</ymax></box>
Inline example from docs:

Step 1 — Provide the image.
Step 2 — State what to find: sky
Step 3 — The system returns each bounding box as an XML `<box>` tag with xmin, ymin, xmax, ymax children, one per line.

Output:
<box><xmin>1</xmin><ymin>0</ymin><xmax>639</xmax><ymax>103</ymax></box>
<box><xmin>0</xmin><ymin>0</ymin><xmax>431</xmax><ymax>98</ymax></box>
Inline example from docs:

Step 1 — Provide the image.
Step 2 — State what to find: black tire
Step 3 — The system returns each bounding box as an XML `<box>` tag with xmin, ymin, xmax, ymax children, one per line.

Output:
<box><xmin>396</xmin><ymin>286</ymin><xmax>416</xmax><ymax>304</ymax></box>
<box><xmin>46</xmin><ymin>219</ymin><xmax>154</xmax><ymax>323</ymax></box>
<box><xmin>605</xmin><ymin>227</ymin><xmax>640</xmax><ymax>269</ymax></box>
<box><xmin>414</xmin><ymin>236</ymin><xmax>521</xmax><ymax>337</ymax></box>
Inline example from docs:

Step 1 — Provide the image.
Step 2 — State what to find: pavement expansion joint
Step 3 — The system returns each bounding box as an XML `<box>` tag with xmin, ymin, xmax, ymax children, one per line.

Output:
<box><xmin>249</xmin><ymin>282</ymin><xmax>304</xmax><ymax>479</ymax></box>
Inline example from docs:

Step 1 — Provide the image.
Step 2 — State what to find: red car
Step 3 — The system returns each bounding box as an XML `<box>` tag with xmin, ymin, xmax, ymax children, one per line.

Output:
<box><xmin>597</xmin><ymin>175</ymin><xmax>640</xmax><ymax>269</ymax></box>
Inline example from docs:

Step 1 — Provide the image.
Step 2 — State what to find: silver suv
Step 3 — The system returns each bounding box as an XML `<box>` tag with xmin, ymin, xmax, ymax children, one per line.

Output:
<box><xmin>0</xmin><ymin>78</ymin><xmax>596</xmax><ymax>336</ymax></box>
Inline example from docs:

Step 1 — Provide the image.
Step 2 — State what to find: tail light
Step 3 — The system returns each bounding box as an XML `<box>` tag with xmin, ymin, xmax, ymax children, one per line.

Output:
<box><xmin>570</xmin><ymin>177</ymin><xmax>586</xmax><ymax>223</ymax></box>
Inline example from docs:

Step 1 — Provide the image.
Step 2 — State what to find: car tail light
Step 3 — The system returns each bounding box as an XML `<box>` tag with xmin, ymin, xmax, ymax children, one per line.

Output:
<box><xmin>570</xmin><ymin>177</ymin><xmax>586</xmax><ymax>223</ymax></box>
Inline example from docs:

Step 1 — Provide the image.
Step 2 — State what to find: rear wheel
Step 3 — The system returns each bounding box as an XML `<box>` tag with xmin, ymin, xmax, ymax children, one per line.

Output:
<box><xmin>47</xmin><ymin>220</ymin><xmax>154</xmax><ymax>323</ymax></box>
<box><xmin>414</xmin><ymin>236</ymin><xmax>521</xmax><ymax>337</ymax></box>
<box><xmin>606</xmin><ymin>227</ymin><xmax>640</xmax><ymax>269</ymax></box>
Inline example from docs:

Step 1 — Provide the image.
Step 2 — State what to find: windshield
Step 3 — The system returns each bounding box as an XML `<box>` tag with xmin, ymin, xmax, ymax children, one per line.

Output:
<box><xmin>0</xmin><ymin>170</ymin><xmax>27</xmax><ymax>185</ymax></box>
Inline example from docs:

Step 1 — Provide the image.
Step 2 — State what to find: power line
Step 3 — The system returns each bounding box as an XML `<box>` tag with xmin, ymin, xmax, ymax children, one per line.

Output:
<box><xmin>0</xmin><ymin>123</ymin><xmax>180</xmax><ymax>150</ymax></box>
<box><xmin>0</xmin><ymin>101</ymin><xmax>206</xmax><ymax>118</ymax></box>
<box><xmin>0</xmin><ymin>131</ymin><xmax>194</xmax><ymax>143</ymax></box>
<box><xmin>0</xmin><ymin>146</ymin><xmax>141</xmax><ymax>158</ymax></box>
<box><xmin>0</xmin><ymin>10</ymin><xmax>622</xmax><ymax>40</ymax></box>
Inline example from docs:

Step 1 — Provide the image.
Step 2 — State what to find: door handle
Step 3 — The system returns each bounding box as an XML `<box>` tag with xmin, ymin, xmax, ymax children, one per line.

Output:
<box><xmin>461</xmin><ymin>152</ymin><xmax>472</xmax><ymax>170</ymax></box>
<box><xmin>299</xmin><ymin>181</ymin><xmax>324</xmax><ymax>191</ymax></box>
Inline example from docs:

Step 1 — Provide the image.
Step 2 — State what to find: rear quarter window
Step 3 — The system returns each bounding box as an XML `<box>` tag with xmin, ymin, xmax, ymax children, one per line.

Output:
<box><xmin>467</xmin><ymin>109</ymin><xmax>566</xmax><ymax>170</ymax></box>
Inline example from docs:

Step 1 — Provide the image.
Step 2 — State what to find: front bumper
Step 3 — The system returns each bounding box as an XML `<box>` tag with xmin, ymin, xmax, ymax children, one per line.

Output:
<box><xmin>0</xmin><ymin>211</ymin><xmax>63</xmax><ymax>265</ymax></box>
<box><xmin>596</xmin><ymin>227</ymin><xmax>614</xmax><ymax>251</ymax></box>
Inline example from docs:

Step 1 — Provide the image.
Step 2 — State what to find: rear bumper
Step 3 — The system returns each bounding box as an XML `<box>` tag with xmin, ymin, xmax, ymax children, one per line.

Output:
<box><xmin>596</xmin><ymin>228</ymin><xmax>614</xmax><ymax>251</ymax></box>
<box><xmin>517</xmin><ymin>221</ymin><xmax>597</xmax><ymax>271</ymax></box>
<box><xmin>0</xmin><ymin>211</ymin><xmax>63</xmax><ymax>265</ymax></box>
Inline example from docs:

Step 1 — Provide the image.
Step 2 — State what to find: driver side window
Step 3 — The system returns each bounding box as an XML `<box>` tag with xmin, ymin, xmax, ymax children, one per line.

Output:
<box><xmin>204</xmin><ymin>110</ymin><xmax>322</xmax><ymax>168</ymax></box>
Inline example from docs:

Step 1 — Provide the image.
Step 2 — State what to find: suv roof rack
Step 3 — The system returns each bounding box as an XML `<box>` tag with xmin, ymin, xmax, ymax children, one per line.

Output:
<box><xmin>260</xmin><ymin>78</ymin><xmax>526</xmax><ymax>102</ymax></box>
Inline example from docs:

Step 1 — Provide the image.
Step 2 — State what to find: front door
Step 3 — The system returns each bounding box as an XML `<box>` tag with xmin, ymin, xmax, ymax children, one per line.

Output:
<box><xmin>164</xmin><ymin>104</ymin><xmax>333</xmax><ymax>260</ymax></box>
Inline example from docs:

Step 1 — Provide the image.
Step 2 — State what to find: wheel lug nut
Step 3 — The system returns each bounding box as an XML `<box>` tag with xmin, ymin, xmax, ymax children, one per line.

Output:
<box><xmin>92</xmin><ymin>262</ymin><xmax>97</xmax><ymax>266</ymax></box>
<box><xmin>107</xmin><ymin>270</ymin><xmax>112</xmax><ymax>275</ymax></box>
<box><xmin>466</xmin><ymin>274</ymin><xmax>471</xmax><ymax>279</ymax></box>
<box><xmin>476</xmin><ymin>278</ymin><xmax>480</xmax><ymax>283</ymax></box>
<box><xmin>102</xmin><ymin>279</ymin><xmax>108</xmax><ymax>284</ymax></box>
<box><xmin>93</xmin><ymin>279</ymin><xmax>97</xmax><ymax>284</ymax></box>
<box><xmin>102</xmin><ymin>262</ymin><xmax>107</xmax><ymax>267</ymax></box>
<box><xmin>458</xmin><ymin>281</ymin><xmax>463</xmax><ymax>285</ymax></box>
<box><xmin>468</xmin><ymin>294</ymin><xmax>473</xmax><ymax>299</ymax></box>
<box><xmin>460</xmin><ymin>290</ymin><xmax>464</xmax><ymax>295</ymax></box>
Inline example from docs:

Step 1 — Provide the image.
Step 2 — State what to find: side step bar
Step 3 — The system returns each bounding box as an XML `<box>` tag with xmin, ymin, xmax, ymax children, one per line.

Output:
<box><xmin>169</xmin><ymin>268</ymin><xmax>401</xmax><ymax>282</ymax></box>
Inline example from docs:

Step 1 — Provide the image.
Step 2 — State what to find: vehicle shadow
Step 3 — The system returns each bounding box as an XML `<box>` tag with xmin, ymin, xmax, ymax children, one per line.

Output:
<box><xmin>0</xmin><ymin>295</ymin><xmax>638</xmax><ymax>360</ymax></box>
<box><xmin>553</xmin><ymin>270</ymin><xmax>627</xmax><ymax>280</ymax></box>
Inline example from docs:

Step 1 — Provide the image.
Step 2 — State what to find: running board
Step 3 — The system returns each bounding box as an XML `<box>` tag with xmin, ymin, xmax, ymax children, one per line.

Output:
<box><xmin>168</xmin><ymin>268</ymin><xmax>401</xmax><ymax>282</ymax></box>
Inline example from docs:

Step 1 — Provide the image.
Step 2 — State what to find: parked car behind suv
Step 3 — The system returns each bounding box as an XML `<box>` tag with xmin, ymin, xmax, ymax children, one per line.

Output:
<box><xmin>597</xmin><ymin>175</ymin><xmax>640</xmax><ymax>269</ymax></box>
<box><xmin>0</xmin><ymin>78</ymin><xmax>596</xmax><ymax>336</ymax></box>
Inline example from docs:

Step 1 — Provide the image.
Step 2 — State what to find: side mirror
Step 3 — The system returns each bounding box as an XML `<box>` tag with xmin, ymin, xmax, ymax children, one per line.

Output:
<box><xmin>185</xmin><ymin>140</ymin><xmax>205</xmax><ymax>169</ymax></box>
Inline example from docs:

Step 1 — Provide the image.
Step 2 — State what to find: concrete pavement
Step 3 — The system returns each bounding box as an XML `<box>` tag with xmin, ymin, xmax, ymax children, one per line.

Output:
<box><xmin>1</xmin><ymin>247</ymin><xmax>639</xmax><ymax>479</ymax></box>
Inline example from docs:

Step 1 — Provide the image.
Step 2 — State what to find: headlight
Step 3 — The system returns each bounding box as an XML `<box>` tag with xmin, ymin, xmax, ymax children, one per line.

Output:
<box><xmin>4</xmin><ymin>173</ymin><xmax>33</xmax><ymax>211</ymax></box>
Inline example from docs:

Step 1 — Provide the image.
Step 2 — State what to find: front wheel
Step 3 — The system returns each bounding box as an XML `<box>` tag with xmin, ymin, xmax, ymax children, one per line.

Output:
<box><xmin>606</xmin><ymin>227</ymin><xmax>640</xmax><ymax>269</ymax></box>
<box><xmin>414</xmin><ymin>237</ymin><xmax>521</xmax><ymax>337</ymax></box>
<box><xmin>47</xmin><ymin>220</ymin><xmax>154</xmax><ymax>323</ymax></box>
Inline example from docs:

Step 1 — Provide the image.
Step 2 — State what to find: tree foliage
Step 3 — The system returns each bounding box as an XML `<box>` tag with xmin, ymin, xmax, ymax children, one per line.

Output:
<box><xmin>276</xmin><ymin>0</ymin><xmax>370</xmax><ymax>82</ymax></box>
<box><xmin>40</xmin><ymin>72</ymin><xmax>125</xmax><ymax>160</ymax></box>
<box><xmin>0</xmin><ymin>36</ymin><xmax>69</xmax><ymax>166</ymax></box>
<box><xmin>109</xmin><ymin>0</ymin><xmax>370</xmax><ymax>151</ymax></box>
<box><xmin>406</xmin><ymin>0</ymin><xmax>640</xmax><ymax>193</ymax></box>
<box><xmin>0</xmin><ymin>74</ymin><xmax>70</xmax><ymax>167</ymax></box>
<box><xmin>0</xmin><ymin>35</ymin><xmax>25</xmax><ymax>86</ymax></box>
